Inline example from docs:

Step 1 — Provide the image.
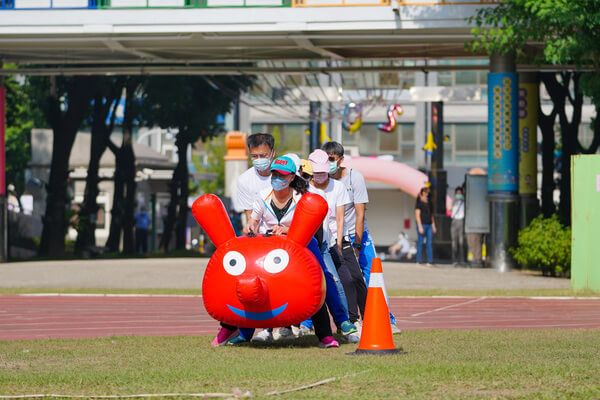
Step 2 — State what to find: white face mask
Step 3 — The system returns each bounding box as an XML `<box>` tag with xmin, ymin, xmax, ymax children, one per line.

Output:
<box><xmin>313</xmin><ymin>173</ymin><xmax>328</xmax><ymax>185</ymax></box>
<box><xmin>252</xmin><ymin>157</ymin><xmax>271</xmax><ymax>171</ymax></box>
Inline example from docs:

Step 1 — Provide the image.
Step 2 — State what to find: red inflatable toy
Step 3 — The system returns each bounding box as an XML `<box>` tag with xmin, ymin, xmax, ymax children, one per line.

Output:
<box><xmin>192</xmin><ymin>193</ymin><xmax>328</xmax><ymax>328</ymax></box>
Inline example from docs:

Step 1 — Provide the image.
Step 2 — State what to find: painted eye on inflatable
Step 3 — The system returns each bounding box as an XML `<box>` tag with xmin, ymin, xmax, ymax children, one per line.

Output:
<box><xmin>263</xmin><ymin>249</ymin><xmax>289</xmax><ymax>274</ymax></box>
<box><xmin>222</xmin><ymin>251</ymin><xmax>246</xmax><ymax>276</ymax></box>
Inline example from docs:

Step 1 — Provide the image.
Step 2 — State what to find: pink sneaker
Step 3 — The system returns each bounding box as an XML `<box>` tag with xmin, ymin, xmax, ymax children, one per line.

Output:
<box><xmin>211</xmin><ymin>327</ymin><xmax>239</xmax><ymax>347</ymax></box>
<box><xmin>318</xmin><ymin>336</ymin><xmax>339</xmax><ymax>348</ymax></box>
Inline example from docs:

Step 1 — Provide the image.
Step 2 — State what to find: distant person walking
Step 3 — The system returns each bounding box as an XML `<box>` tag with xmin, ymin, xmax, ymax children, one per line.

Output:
<box><xmin>135</xmin><ymin>206</ymin><xmax>151</xmax><ymax>254</ymax></box>
<box><xmin>415</xmin><ymin>186</ymin><xmax>436</xmax><ymax>265</ymax></box>
<box><xmin>450</xmin><ymin>187</ymin><xmax>465</xmax><ymax>265</ymax></box>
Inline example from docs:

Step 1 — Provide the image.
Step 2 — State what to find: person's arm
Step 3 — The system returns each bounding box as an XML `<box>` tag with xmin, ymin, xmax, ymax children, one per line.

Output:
<box><xmin>431</xmin><ymin>213</ymin><xmax>437</xmax><ymax>234</ymax></box>
<box><xmin>244</xmin><ymin>198</ymin><xmax>263</xmax><ymax>234</ymax></box>
<box><xmin>243</xmin><ymin>217</ymin><xmax>259</xmax><ymax>235</ymax></box>
<box><xmin>415</xmin><ymin>207</ymin><xmax>424</xmax><ymax>235</ymax></box>
<box><xmin>354</xmin><ymin>203</ymin><xmax>366</xmax><ymax>244</ymax></box>
<box><xmin>336</xmin><ymin>204</ymin><xmax>345</xmax><ymax>251</ymax></box>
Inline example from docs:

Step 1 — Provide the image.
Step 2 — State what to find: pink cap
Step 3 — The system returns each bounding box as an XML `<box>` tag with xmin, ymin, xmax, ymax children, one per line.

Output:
<box><xmin>308</xmin><ymin>149</ymin><xmax>329</xmax><ymax>173</ymax></box>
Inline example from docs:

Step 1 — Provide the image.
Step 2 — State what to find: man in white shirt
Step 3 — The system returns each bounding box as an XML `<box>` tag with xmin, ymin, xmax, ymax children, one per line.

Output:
<box><xmin>236</xmin><ymin>133</ymin><xmax>275</xmax><ymax>222</ymax></box>
<box><xmin>450</xmin><ymin>186</ymin><xmax>465</xmax><ymax>265</ymax></box>
<box><xmin>322</xmin><ymin>141</ymin><xmax>401</xmax><ymax>334</ymax></box>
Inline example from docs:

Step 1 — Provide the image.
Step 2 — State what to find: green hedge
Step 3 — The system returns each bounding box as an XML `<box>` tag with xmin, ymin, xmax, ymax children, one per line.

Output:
<box><xmin>511</xmin><ymin>214</ymin><xmax>571</xmax><ymax>277</ymax></box>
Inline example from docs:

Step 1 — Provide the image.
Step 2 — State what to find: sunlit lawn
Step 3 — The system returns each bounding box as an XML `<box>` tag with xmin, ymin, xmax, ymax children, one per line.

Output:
<box><xmin>1</xmin><ymin>330</ymin><xmax>599</xmax><ymax>399</ymax></box>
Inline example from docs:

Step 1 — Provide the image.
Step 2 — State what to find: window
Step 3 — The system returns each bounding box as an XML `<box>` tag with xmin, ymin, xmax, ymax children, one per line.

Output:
<box><xmin>443</xmin><ymin>123</ymin><xmax>488</xmax><ymax>166</ymax></box>
<box><xmin>251</xmin><ymin>123</ymin><xmax>308</xmax><ymax>154</ymax></box>
<box><xmin>341</xmin><ymin>123</ymin><xmax>415</xmax><ymax>165</ymax></box>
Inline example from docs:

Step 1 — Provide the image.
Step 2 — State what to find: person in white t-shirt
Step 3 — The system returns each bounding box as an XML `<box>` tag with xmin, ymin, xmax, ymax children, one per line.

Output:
<box><xmin>236</xmin><ymin>133</ymin><xmax>275</xmax><ymax>221</ymax></box>
<box><xmin>388</xmin><ymin>232</ymin><xmax>411</xmax><ymax>259</ymax></box>
<box><xmin>450</xmin><ymin>186</ymin><xmax>465</xmax><ymax>265</ymax></box>
<box><xmin>322</xmin><ymin>141</ymin><xmax>401</xmax><ymax>335</ymax></box>
<box><xmin>308</xmin><ymin>149</ymin><xmax>364</xmax><ymax>330</ymax></box>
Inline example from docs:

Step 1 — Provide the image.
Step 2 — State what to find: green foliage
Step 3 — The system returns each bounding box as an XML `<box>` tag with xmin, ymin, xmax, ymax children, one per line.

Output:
<box><xmin>511</xmin><ymin>214</ymin><xmax>571</xmax><ymax>277</ymax></box>
<box><xmin>468</xmin><ymin>0</ymin><xmax>600</xmax><ymax>107</ymax></box>
<box><xmin>3</xmin><ymin>72</ymin><xmax>34</xmax><ymax>196</ymax></box>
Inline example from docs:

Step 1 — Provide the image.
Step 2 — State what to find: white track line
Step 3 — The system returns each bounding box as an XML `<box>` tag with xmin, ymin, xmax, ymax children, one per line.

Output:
<box><xmin>411</xmin><ymin>296</ymin><xmax>487</xmax><ymax>317</ymax></box>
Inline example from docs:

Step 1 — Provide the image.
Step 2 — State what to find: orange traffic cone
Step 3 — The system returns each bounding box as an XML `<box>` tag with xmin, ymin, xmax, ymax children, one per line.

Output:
<box><xmin>353</xmin><ymin>258</ymin><xmax>401</xmax><ymax>355</ymax></box>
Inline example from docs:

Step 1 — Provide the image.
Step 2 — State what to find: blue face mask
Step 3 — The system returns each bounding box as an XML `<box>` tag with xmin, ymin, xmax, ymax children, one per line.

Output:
<box><xmin>271</xmin><ymin>177</ymin><xmax>290</xmax><ymax>191</ymax></box>
<box><xmin>455</xmin><ymin>194</ymin><xmax>464</xmax><ymax>200</ymax></box>
<box><xmin>329</xmin><ymin>161</ymin><xmax>339</xmax><ymax>175</ymax></box>
<box><xmin>253</xmin><ymin>157</ymin><xmax>271</xmax><ymax>171</ymax></box>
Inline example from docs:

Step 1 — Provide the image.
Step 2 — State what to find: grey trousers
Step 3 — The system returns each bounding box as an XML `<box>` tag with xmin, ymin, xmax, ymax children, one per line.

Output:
<box><xmin>451</xmin><ymin>218</ymin><xmax>465</xmax><ymax>263</ymax></box>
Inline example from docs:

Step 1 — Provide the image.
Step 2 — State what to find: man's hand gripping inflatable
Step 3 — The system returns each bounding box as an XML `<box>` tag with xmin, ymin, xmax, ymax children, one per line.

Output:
<box><xmin>192</xmin><ymin>193</ymin><xmax>328</xmax><ymax>328</ymax></box>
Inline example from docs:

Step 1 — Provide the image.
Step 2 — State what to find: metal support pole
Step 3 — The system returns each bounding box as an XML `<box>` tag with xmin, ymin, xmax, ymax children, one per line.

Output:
<box><xmin>309</xmin><ymin>101</ymin><xmax>321</xmax><ymax>152</ymax></box>
<box><xmin>430</xmin><ymin>101</ymin><xmax>446</xmax><ymax>215</ymax></box>
<box><xmin>0</xmin><ymin>84</ymin><xmax>7</xmax><ymax>262</ymax></box>
<box><xmin>150</xmin><ymin>193</ymin><xmax>156</xmax><ymax>252</ymax></box>
<box><xmin>487</xmin><ymin>53</ymin><xmax>519</xmax><ymax>272</ymax></box>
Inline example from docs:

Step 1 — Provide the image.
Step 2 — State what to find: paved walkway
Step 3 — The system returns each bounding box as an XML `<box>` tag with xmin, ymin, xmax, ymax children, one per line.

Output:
<box><xmin>0</xmin><ymin>258</ymin><xmax>570</xmax><ymax>291</ymax></box>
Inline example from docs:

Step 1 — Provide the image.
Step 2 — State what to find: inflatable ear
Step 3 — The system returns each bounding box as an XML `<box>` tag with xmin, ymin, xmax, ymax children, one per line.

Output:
<box><xmin>287</xmin><ymin>193</ymin><xmax>328</xmax><ymax>247</ymax></box>
<box><xmin>191</xmin><ymin>194</ymin><xmax>236</xmax><ymax>247</ymax></box>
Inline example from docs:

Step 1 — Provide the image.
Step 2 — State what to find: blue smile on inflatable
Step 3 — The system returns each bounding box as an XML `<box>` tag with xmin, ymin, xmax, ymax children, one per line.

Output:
<box><xmin>226</xmin><ymin>303</ymin><xmax>288</xmax><ymax>321</ymax></box>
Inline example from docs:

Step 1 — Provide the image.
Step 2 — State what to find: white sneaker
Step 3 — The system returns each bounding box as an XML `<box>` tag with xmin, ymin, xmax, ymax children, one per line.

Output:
<box><xmin>251</xmin><ymin>329</ymin><xmax>273</xmax><ymax>342</ymax></box>
<box><xmin>277</xmin><ymin>327</ymin><xmax>296</xmax><ymax>340</ymax></box>
<box><xmin>391</xmin><ymin>324</ymin><xmax>403</xmax><ymax>335</ymax></box>
<box><xmin>299</xmin><ymin>325</ymin><xmax>313</xmax><ymax>336</ymax></box>
<box><xmin>354</xmin><ymin>320</ymin><xmax>363</xmax><ymax>337</ymax></box>
<box><xmin>339</xmin><ymin>333</ymin><xmax>360</xmax><ymax>344</ymax></box>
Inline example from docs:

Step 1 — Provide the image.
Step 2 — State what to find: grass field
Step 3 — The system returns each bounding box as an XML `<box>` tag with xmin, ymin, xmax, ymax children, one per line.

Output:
<box><xmin>1</xmin><ymin>330</ymin><xmax>599</xmax><ymax>399</ymax></box>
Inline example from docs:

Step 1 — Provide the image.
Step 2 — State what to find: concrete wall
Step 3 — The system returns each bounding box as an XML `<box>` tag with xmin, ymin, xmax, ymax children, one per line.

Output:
<box><xmin>366</xmin><ymin>187</ymin><xmax>416</xmax><ymax>247</ymax></box>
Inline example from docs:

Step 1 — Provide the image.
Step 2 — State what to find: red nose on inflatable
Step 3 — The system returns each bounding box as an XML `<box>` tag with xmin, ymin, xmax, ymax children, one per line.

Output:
<box><xmin>236</xmin><ymin>275</ymin><xmax>268</xmax><ymax>306</ymax></box>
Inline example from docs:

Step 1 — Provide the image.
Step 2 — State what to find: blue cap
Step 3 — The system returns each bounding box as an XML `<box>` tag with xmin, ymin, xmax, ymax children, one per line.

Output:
<box><xmin>270</xmin><ymin>156</ymin><xmax>296</xmax><ymax>175</ymax></box>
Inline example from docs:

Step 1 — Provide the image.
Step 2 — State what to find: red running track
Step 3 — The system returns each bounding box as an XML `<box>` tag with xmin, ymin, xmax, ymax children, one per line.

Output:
<box><xmin>1</xmin><ymin>295</ymin><xmax>600</xmax><ymax>341</ymax></box>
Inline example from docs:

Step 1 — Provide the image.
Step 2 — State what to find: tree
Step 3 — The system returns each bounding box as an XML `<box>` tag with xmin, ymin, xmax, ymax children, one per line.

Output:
<box><xmin>74</xmin><ymin>77</ymin><xmax>123</xmax><ymax>255</ymax></box>
<box><xmin>28</xmin><ymin>76</ymin><xmax>95</xmax><ymax>257</ymax></box>
<box><xmin>105</xmin><ymin>77</ymin><xmax>144</xmax><ymax>253</ymax></box>
<box><xmin>141</xmin><ymin>75</ymin><xmax>252</xmax><ymax>251</ymax></box>
<box><xmin>3</xmin><ymin>74</ymin><xmax>33</xmax><ymax>203</ymax></box>
<box><xmin>469</xmin><ymin>0</ymin><xmax>600</xmax><ymax>223</ymax></box>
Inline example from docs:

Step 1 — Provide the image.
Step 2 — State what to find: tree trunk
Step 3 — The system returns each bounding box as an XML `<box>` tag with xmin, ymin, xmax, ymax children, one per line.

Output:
<box><xmin>161</xmin><ymin>138</ymin><xmax>189</xmax><ymax>251</ymax></box>
<box><xmin>538</xmin><ymin>73</ymin><xmax>559</xmax><ymax>217</ymax></box>
<box><xmin>75</xmin><ymin>94</ymin><xmax>118</xmax><ymax>255</ymax></box>
<box><xmin>39</xmin><ymin>76</ymin><xmax>93</xmax><ymax>257</ymax></box>
<box><xmin>106</xmin><ymin>141</ymin><xmax>124</xmax><ymax>252</ymax></box>
<box><xmin>556</xmin><ymin>73</ymin><xmax>582</xmax><ymax>226</ymax></box>
<box><xmin>105</xmin><ymin>78</ymin><xmax>138</xmax><ymax>254</ymax></box>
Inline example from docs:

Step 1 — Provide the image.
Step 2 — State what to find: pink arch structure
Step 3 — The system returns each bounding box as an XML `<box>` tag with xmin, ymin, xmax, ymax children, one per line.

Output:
<box><xmin>342</xmin><ymin>156</ymin><xmax>452</xmax><ymax>212</ymax></box>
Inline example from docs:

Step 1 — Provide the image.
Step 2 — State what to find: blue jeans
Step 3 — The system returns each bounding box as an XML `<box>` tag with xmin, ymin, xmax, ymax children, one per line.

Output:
<box><xmin>307</xmin><ymin>237</ymin><xmax>350</xmax><ymax>326</ymax></box>
<box><xmin>417</xmin><ymin>224</ymin><xmax>433</xmax><ymax>263</ymax></box>
<box><xmin>350</xmin><ymin>230</ymin><xmax>396</xmax><ymax>325</ymax></box>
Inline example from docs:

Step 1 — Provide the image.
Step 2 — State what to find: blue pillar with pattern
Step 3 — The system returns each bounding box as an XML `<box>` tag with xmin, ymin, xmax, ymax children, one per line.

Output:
<box><xmin>487</xmin><ymin>73</ymin><xmax>519</xmax><ymax>194</ymax></box>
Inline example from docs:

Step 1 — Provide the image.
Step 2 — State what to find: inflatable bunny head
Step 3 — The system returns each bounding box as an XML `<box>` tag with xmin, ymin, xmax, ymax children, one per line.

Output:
<box><xmin>192</xmin><ymin>193</ymin><xmax>328</xmax><ymax>328</ymax></box>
